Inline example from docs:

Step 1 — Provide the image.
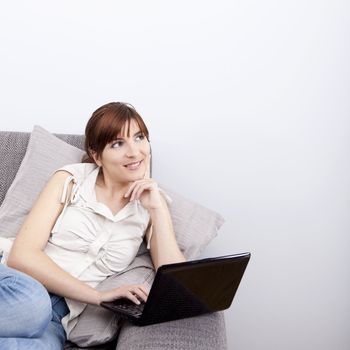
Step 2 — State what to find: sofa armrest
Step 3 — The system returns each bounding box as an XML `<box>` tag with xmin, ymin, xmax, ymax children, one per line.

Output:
<box><xmin>116</xmin><ymin>311</ymin><xmax>227</xmax><ymax>350</ymax></box>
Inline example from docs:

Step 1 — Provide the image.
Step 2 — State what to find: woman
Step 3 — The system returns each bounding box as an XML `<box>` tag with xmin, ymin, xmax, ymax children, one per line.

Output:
<box><xmin>0</xmin><ymin>102</ymin><xmax>186</xmax><ymax>349</ymax></box>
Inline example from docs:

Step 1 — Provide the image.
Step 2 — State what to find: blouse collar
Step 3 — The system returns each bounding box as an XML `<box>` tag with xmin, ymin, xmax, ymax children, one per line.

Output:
<box><xmin>78</xmin><ymin>166</ymin><xmax>145</xmax><ymax>223</ymax></box>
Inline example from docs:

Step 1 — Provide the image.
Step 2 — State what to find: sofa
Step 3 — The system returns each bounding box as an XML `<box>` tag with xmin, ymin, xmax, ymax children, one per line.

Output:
<box><xmin>0</xmin><ymin>127</ymin><xmax>227</xmax><ymax>350</ymax></box>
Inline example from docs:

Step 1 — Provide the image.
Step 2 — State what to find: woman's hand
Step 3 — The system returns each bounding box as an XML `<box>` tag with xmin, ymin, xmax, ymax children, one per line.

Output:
<box><xmin>98</xmin><ymin>284</ymin><xmax>149</xmax><ymax>305</ymax></box>
<box><xmin>124</xmin><ymin>154</ymin><xmax>165</xmax><ymax>211</ymax></box>
<box><xmin>124</xmin><ymin>179</ymin><xmax>164</xmax><ymax>210</ymax></box>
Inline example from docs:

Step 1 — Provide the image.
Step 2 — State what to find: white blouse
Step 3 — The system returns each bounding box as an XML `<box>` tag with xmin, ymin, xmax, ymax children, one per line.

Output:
<box><xmin>46</xmin><ymin>163</ymin><xmax>153</xmax><ymax>337</ymax></box>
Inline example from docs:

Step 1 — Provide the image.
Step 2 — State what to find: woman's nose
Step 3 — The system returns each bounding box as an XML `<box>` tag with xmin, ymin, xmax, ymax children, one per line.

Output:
<box><xmin>125</xmin><ymin>142</ymin><xmax>139</xmax><ymax>157</ymax></box>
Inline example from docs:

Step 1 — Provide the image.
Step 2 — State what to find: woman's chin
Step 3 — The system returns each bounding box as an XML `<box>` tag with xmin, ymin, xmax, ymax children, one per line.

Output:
<box><xmin>125</xmin><ymin>172</ymin><xmax>145</xmax><ymax>182</ymax></box>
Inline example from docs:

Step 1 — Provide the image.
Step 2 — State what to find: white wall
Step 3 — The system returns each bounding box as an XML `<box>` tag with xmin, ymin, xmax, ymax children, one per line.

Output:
<box><xmin>1</xmin><ymin>1</ymin><xmax>349</xmax><ymax>349</ymax></box>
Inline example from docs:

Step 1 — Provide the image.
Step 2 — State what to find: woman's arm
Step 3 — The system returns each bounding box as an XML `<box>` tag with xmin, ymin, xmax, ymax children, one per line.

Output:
<box><xmin>7</xmin><ymin>171</ymin><xmax>148</xmax><ymax>305</ymax></box>
<box><xmin>146</xmin><ymin>195</ymin><xmax>186</xmax><ymax>270</ymax></box>
<box><xmin>125</xmin><ymin>180</ymin><xmax>186</xmax><ymax>270</ymax></box>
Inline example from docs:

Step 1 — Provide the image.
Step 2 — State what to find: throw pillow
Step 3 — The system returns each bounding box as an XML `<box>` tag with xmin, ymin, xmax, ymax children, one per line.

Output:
<box><xmin>160</xmin><ymin>184</ymin><xmax>225</xmax><ymax>260</ymax></box>
<box><xmin>0</xmin><ymin>125</ymin><xmax>85</xmax><ymax>238</ymax></box>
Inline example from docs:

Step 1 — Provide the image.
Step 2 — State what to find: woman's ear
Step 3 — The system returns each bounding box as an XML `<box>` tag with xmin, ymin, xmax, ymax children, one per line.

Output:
<box><xmin>90</xmin><ymin>149</ymin><xmax>102</xmax><ymax>167</ymax></box>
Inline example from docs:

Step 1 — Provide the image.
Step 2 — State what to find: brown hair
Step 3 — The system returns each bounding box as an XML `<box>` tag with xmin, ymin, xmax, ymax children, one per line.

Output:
<box><xmin>82</xmin><ymin>102</ymin><xmax>149</xmax><ymax>164</ymax></box>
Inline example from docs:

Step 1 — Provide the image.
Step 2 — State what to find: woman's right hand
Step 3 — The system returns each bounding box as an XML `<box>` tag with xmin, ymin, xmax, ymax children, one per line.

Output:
<box><xmin>97</xmin><ymin>284</ymin><xmax>149</xmax><ymax>305</ymax></box>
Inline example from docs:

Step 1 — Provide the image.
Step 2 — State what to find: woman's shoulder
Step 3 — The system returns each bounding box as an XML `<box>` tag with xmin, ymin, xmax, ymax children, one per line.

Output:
<box><xmin>53</xmin><ymin>162</ymin><xmax>97</xmax><ymax>182</ymax></box>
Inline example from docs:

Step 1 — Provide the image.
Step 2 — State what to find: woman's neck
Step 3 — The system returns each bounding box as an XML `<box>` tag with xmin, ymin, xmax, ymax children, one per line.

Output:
<box><xmin>95</xmin><ymin>171</ymin><xmax>129</xmax><ymax>201</ymax></box>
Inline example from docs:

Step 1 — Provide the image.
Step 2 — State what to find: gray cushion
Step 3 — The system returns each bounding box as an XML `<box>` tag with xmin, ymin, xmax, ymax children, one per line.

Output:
<box><xmin>0</xmin><ymin>126</ymin><xmax>85</xmax><ymax>238</ymax></box>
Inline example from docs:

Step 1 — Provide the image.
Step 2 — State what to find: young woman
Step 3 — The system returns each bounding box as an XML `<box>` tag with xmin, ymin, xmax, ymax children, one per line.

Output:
<box><xmin>0</xmin><ymin>102</ymin><xmax>186</xmax><ymax>349</ymax></box>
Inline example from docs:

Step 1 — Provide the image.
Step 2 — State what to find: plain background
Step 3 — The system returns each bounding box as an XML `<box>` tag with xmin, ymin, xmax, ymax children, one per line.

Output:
<box><xmin>1</xmin><ymin>1</ymin><xmax>349</xmax><ymax>349</ymax></box>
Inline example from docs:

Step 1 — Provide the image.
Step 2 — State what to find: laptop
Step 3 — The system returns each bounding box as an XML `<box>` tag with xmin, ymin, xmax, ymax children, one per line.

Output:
<box><xmin>100</xmin><ymin>252</ymin><xmax>250</xmax><ymax>326</ymax></box>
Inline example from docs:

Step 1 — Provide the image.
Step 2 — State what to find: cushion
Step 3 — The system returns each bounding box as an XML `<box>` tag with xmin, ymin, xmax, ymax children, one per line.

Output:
<box><xmin>0</xmin><ymin>126</ymin><xmax>85</xmax><ymax>238</ymax></box>
<box><xmin>159</xmin><ymin>185</ymin><xmax>224</xmax><ymax>260</ymax></box>
<box><xmin>0</xmin><ymin>130</ymin><xmax>85</xmax><ymax>208</ymax></box>
<box><xmin>0</xmin><ymin>125</ymin><xmax>225</xmax><ymax>347</ymax></box>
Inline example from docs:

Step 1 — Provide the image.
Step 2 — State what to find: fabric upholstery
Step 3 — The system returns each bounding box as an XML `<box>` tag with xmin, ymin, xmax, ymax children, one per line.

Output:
<box><xmin>116</xmin><ymin>311</ymin><xmax>227</xmax><ymax>350</ymax></box>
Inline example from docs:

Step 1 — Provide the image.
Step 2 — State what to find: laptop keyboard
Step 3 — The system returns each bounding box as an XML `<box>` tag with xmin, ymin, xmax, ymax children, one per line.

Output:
<box><xmin>114</xmin><ymin>301</ymin><xmax>145</xmax><ymax>317</ymax></box>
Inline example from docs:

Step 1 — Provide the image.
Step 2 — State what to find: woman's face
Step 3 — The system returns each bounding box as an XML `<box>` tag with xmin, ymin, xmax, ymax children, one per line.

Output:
<box><xmin>95</xmin><ymin>119</ymin><xmax>150</xmax><ymax>184</ymax></box>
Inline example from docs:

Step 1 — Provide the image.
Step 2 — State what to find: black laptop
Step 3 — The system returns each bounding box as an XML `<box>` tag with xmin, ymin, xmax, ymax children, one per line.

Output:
<box><xmin>101</xmin><ymin>252</ymin><xmax>250</xmax><ymax>326</ymax></box>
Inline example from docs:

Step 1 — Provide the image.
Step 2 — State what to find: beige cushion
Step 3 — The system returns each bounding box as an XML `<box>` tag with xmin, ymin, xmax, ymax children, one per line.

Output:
<box><xmin>0</xmin><ymin>125</ymin><xmax>225</xmax><ymax>347</ymax></box>
<box><xmin>0</xmin><ymin>125</ymin><xmax>85</xmax><ymax>238</ymax></box>
<box><xmin>160</xmin><ymin>185</ymin><xmax>224</xmax><ymax>260</ymax></box>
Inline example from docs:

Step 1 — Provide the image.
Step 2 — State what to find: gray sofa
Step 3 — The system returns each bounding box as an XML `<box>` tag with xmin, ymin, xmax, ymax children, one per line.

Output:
<box><xmin>0</xmin><ymin>130</ymin><xmax>227</xmax><ymax>350</ymax></box>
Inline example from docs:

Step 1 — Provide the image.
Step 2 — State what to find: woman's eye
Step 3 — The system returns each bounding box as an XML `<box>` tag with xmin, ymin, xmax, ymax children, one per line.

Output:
<box><xmin>112</xmin><ymin>141</ymin><xmax>123</xmax><ymax>148</ymax></box>
<box><xmin>135</xmin><ymin>134</ymin><xmax>145</xmax><ymax>141</ymax></box>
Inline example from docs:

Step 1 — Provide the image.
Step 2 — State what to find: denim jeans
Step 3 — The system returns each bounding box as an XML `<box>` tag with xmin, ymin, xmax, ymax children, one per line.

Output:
<box><xmin>0</xmin><ymin>264</ymin><xmax>69</xmax><ymax>350</ymax></box>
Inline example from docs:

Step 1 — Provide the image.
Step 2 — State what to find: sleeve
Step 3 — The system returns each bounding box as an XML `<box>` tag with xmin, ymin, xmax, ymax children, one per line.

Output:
<box><xmin>51</xmin><ymin>175</ymin><xmax>79</xmax><ymax>233</ymax></box>
<box><xmin>145</xmin><ymin>220</ymin><xmax>153</xmax><ymax>250</ymax></box>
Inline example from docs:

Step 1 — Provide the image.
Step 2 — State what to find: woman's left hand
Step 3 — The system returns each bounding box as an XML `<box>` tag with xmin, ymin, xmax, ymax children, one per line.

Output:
<box><xmin>124</xmin><ymin>179</ymin><xmax>164</xmax><ymax>210</ymax></box>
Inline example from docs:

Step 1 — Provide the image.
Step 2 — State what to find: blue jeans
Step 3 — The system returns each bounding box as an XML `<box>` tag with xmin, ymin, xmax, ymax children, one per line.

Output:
<box><xmin>0</xmin><ymin>264</ymin><xmax>69</xmax><ymax>350</ymax></box>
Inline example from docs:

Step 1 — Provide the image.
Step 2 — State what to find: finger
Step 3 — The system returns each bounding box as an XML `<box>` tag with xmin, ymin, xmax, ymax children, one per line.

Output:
<box><xmin>124</xmin><ymin>180</ymin><xmax>147</xmax><ymax>198</ymax></box>
<box><xmin>143</xmin><ymin>154</ymin><xmax>151</xmax><ymax>179</ymax></box>
<box><xmin>134</xmin><ymin>286</ymin><xmax>148</xmax><ymax>302</ymax></box>
<box><xmin>134</xmin><ymin>181</ymin><xmax>157</xmax><ymax>201</ymax></box>
<box><xmin>126</xmin><ymin>291</ymin><xmax>141</xmax><ymax>305</ymax></box>
<box><xmin>124</xmin><ymin>183</ymin><xmax>136</xmax><ymax>198</ymax></box>
<box><xmin>130</xmin><ymin>183</ymin><xmax>142</xmax><ymax>201</ymax></box>
<box><xmin>139</xmin><ymin>284</ymin><xmax>150</xmax><ymax>296</ymax></box>
<box><xmin>133</xmin><ymin>183</ymin><xmax>147</xmax><ymax>201</ymax></box>
<box><xmin>130</xmin><ymin>181</ymin><xmax>151</xmax><ymax>201</ymax></box>
<box><xmin>127</xmin><ymin>286</ymin><xmax>148</xmax><ymax>302</ymax></box>
<box><xmin>125</xmin><ymin>181</ymin><xmax>142</xmax><ymax>198</ymax></box>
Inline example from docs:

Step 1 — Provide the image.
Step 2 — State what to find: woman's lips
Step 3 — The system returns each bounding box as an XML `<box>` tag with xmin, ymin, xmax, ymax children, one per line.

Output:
<box><xmin>124</xmin><ymin>160</ymin><xmax>142</xmax><ymax>170</ymax></box>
